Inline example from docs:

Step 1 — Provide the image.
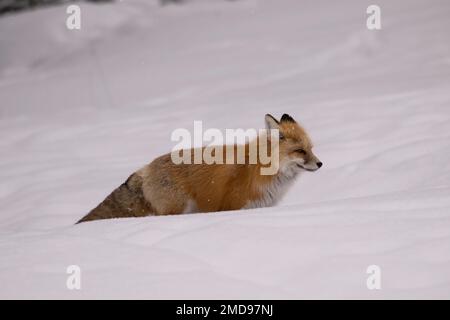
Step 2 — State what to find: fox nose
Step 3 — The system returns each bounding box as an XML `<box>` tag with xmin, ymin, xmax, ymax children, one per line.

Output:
<box><xmin>317</xmin><ymin>162</ymin><xmax>323</xmax><ymax>168</ymax></box>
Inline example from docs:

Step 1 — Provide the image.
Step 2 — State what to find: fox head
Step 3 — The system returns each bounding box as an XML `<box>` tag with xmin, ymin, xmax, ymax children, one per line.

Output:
<box><xmin>265</xmin><ymin>113</ymin><xmax>322</xmax><ymax>173</ymax></box>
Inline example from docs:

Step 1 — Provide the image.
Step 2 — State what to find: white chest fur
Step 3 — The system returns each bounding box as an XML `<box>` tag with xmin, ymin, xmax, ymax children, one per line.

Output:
<box><xmin>243</xmin><ymin>167</ymin><xmax>298</xmax><ymax>209</ymax></box>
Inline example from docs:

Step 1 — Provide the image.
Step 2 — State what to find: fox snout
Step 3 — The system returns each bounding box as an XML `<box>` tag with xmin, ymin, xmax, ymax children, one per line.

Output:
<box><xmin>301</xmin><ymin>153</ymin><xmax>323</xmax><ymax>172</ymax></box>
<box><xmin>303</xmin><ymin>160</ymin><xmax>323</xmax><ymax>171</ymax></box>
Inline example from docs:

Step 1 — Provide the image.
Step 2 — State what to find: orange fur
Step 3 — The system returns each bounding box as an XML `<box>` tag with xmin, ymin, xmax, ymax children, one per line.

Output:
<box><xmin>77</xmin><ymin>114</ymin><xmax>322</xmax><ymax>223</ymax></box>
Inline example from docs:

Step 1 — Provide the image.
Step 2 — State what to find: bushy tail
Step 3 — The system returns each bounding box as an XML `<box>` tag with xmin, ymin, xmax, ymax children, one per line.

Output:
<box><xmin>76</xmin><ymin>174</ymin><xmax>153</xmax><ymax>224</ymax></box>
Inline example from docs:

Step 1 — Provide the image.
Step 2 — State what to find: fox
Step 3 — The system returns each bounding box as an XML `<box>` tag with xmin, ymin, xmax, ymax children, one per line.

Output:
<box><xmin>77</xmin><ymin>114</ymin><xmax>322</xmax><ymax>223</ymax></box>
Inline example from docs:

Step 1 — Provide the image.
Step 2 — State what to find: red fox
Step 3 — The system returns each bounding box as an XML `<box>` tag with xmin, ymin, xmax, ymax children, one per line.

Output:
<box><xmin>77</xmin><ymin>114</ymin><xmax>322</xmax><ymax>223</ymax></box>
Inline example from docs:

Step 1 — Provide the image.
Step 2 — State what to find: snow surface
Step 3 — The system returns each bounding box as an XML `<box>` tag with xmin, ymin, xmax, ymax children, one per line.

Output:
<box><xmin>1</xmin><ymin>0</ymin><xmax>450</xmax><ymax>299</ymax></box>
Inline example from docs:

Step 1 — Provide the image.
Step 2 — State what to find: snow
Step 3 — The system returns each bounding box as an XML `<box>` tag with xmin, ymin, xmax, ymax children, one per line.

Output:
<box><xmin>1</xmin><ymin>0</ymin><xmax>450</xmax><ymax>299</ymax></box>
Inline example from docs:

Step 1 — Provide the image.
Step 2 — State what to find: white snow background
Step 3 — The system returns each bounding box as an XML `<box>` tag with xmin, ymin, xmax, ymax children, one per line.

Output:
<box><xmin>0</xmin><ymin>0</ymin><xmax>450</xmax><ymax>299</ymax></box>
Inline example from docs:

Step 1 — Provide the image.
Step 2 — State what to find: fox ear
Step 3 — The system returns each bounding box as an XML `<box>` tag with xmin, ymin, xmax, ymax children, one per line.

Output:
<box><xmin>265</xmin><ymin>114</ymin><xmax>279</xmax><ymax>129</ymax></box>
<box><xmin>280</xmin><ymin>114</ymin><xmax>296</xmax><ymax>123</ymax></box>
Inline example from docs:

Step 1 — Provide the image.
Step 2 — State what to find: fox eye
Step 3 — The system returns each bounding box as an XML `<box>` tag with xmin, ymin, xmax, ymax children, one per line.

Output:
<box><xmin>296</xmin><ymin>149</ymin><xmax>306</xmax><ymax>155</ymax></box>
<box><xmin>279</xmin><ymin>133</ymin><xmax>285</xmax><ymax>140</ymax></box>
